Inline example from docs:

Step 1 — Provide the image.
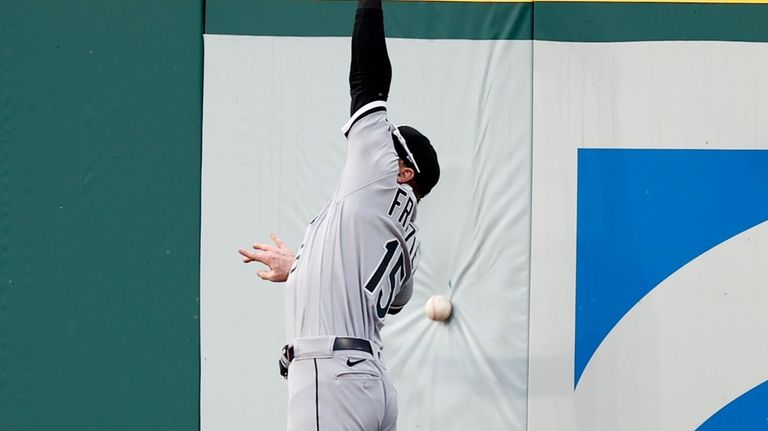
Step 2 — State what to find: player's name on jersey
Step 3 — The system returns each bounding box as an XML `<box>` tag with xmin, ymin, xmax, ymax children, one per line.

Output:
<box><xmin>388</xmin><ymin>187</ymin><xmax>416</xmax><ymax>229</ymax></box>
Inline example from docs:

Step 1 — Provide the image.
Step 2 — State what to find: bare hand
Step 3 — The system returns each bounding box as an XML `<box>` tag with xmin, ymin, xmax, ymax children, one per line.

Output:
<box><xmin>239</xmin><ymin>233</ymin><xmax>295</xmax><ymax>282</ymax></box>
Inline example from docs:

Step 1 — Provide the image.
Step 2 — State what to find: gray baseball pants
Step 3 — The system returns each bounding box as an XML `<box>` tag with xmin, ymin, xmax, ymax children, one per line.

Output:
<box><xmin>285</xmin><ymin>336</ymin><xmax>398</xmax><ymax>431</ymax></box>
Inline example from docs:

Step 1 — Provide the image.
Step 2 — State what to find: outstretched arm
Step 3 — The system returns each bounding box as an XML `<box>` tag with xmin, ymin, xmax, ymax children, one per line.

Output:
<box><xmin>349</xmin><ymin>0</ymin><xmax>392</xmax><ymax>115</ymax></box>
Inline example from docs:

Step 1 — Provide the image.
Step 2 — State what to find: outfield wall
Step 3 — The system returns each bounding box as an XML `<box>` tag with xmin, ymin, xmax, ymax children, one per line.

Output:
<box><xmin>202</xmin><ymin>2</ymin><xmax>532</xmax><ymax>430</ymax></box>
<box><xmin>530</xmin><ymin>5</ymin><xmax>768</xmax><ymax>429</ymax></box>
<box><xmin>1</xmin><ymin>1</ymin><xmax>202</xmax><ymax>430</ymax></box>
<box><xmin>203</xmin><ymin>1</ymin><xmax>768</xmax><ymax>430</ymax></box>
<box><xmin>2</xmin><ymin>1</ymin><xmax>767</xmax><ymax>430</ymax></box>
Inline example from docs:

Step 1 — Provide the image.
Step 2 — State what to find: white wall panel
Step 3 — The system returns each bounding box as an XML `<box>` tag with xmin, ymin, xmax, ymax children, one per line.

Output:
<box><xmin>201</xmin><ymin>35</ymin><xmax>532</xmax><ymax>431</ymax></box>
<box><xmin>530</xmin><ymin>41</ymin><xmax>768</xmax><ymax>431</ymax></box>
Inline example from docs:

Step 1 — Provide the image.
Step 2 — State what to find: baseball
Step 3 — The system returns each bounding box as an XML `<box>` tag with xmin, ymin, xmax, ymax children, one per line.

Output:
<box><xmin>424</xmin><ymin>295</ymin><xmax>452</xmax><ymax>321</ymax></box>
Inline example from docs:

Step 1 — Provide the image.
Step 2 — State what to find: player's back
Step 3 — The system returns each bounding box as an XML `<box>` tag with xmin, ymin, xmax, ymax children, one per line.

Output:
<box><xmin>284</xmin><ymin>110</ymin><xmax>420</xmax><ymax>349</ymax></box>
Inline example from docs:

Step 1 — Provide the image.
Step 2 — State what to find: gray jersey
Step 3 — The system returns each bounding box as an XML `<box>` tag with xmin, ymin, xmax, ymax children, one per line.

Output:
<box><xmin>284</xmin><ymin>103</ymin><xmax>421</xmax><ymax>349</ymax></box>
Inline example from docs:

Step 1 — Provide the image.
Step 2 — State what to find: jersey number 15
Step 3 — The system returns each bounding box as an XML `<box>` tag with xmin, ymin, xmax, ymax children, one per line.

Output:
<box><xmin>364</xmin><ymin>239</ymin><xmax>407</xmax><ymax>318</ymax></box>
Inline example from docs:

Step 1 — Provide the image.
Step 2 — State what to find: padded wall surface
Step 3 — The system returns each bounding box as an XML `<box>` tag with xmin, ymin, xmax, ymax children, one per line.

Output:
<box><xmin>201</xmin><ymin>34</ymin><xmax>532</xmax><ymax>431</ymax></box>
<box><xmin>205</xmin><ymin>0</ymin><xmax>532</xmax><ymax>40</ymax></box>
<box><xmin>200</xmin><ymin>6</ymin><xmax>532</xmax><ymax>429</ymax></box>
<box><xmin>6</xmin><ymin>1</ymin><xmax>766</xmax><ymax>430</ymax></box>
<box><xmin>0</xmin><ymin>1</ymin><xmax>202</xmax><ymax>430</ymax></box>
<box><xmin>529</xmin><ymin>4</ymin><xmax>768</xmax><ymax>429</ymax></box>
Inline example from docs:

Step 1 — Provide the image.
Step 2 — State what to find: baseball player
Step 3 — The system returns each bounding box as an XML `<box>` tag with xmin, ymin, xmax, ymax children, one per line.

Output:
<box><xmin>239</xmin><ymin>0</ymin><xmax>440</xmax><ymax>429</ymax></box>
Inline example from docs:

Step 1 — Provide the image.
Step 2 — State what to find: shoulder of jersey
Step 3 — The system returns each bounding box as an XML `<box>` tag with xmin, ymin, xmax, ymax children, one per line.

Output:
<box><xmin>342</xmin><ymin>101</ymin><xmax>388</xmax><ymax>137</ymax></box>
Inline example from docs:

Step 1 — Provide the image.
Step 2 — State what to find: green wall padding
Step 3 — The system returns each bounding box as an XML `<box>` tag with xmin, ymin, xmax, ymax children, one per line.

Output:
<box><xmin>206</xmin><ymin>1</ymin><xmax>768</xmax><ymax>42</ymax></box>
<box><xmin>205</xmin><ymin>0</ymin><xmax>532</xmax><ymax>40</ymax></box>
<box><xmin>535</xmin><ymin>2</ymin><xmax>768</xmax><ymax>42</ymax></box>
<box><xmin>0</xmin><ymin>1</ymin><xmax>202</xmax><ymax>430</ymax></box>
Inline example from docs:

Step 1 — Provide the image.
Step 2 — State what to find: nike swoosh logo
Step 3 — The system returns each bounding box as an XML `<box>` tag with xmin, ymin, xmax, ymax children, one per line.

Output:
<box><xmin>346</xmin><ymin>358</ymin><xmax>366</xmax><ymax>367</ymax></box>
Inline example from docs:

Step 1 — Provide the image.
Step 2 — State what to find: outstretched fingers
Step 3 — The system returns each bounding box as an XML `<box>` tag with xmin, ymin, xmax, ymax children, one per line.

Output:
<box><xmin>239</xmin><ymin>234</ymin><xmax>296</xmax><ymax>283</ymax></box>
<box><xmin>270</xmin><ymin>233</ymin><xmax>288</xmax><ymax>250</ymax></box>
<box><xmin>257</xmin><ymin>270</ymin><xmax>280</xmax><ymax>282</ymax></box>
<box><xmin>252</xmin><ymin>242</ymin><xmax>276</xmax><ymax>252</ymax></box>
<box><xmin>239</xmin><ymin>247</ymin><xmax>269</xmax><ymax>264</ymax></box>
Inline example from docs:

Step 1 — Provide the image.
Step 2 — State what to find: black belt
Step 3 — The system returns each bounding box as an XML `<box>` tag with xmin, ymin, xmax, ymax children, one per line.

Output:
<box><xmin>280</xmin><ymin>337</ymin><xmax>373</xmax><ymax>378</ymax></box>
<box><xmin>332</xmin><ymin>337</ymin><xmax>373</xmax><ymax>355</ymax></box>
<box><xmin>287</xmin><ymin>337</ymin><xmax>373</xmax><ymax>360</ymax></box>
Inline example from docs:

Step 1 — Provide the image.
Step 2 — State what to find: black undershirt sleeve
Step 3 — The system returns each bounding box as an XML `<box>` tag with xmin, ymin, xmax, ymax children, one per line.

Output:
<box><xmin>349</xmin><ymin>0</ymin><xmax>392</xmax><ymax>116</ymax></box>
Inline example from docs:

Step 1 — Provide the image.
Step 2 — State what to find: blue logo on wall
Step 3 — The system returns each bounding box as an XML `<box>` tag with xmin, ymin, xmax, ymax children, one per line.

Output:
<box><xmin>575</xmin><ymin>149</ymin><xmax>768</xmax><ymax>425</ymax></box>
